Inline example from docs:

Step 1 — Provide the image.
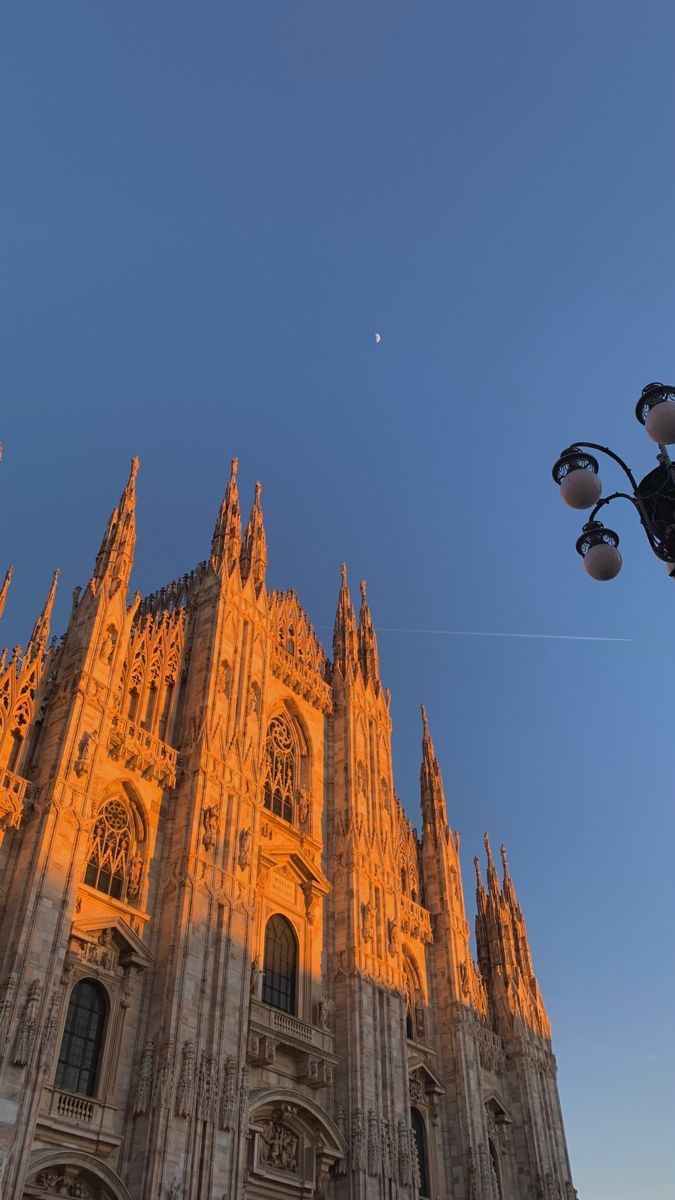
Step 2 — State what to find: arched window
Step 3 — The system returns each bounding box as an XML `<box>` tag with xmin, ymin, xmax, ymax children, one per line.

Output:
<box><xmin>84</xmin><ymin>796</ymin><xmax>144</xmax><ymax>904</ymax></box>
<box><xmin>404</xmin><ymin>968</ymin><xmax>415</xmax><ymax>1040</ymax></box>
<box><xmin>403</xmin><ymin>956</ymin><xmax>425</xmax><ymax>1042</ymax></box>
<box><xmin>55</xmin><ymin>980</ymin><xmax>106</xmax><ymax>1097</ymax></box>
<box><xmin>262</xmin><ymin>715</ymin><xmax>296</xmax><ymax>824</ymax></box>
<box><xmin>411</xmin><ymin>1107</ymin><xmax>431</xmax><ymax>1199</ymax></box>
<box><xmin>262</xmin><ymin>915</ymin><xmax>297</xmax><ymax>1014</ymax></box>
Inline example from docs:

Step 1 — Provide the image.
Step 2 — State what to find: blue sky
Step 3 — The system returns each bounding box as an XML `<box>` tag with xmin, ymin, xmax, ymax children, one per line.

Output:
<box><xmin>1</xmin><ymin>4</ymin><xmax>674</xmax><ymax>1196</ymax></box>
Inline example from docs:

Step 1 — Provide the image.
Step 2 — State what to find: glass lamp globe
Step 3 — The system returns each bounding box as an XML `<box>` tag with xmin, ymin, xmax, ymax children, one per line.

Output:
<box><xmin>559</xmin><ymin>468</ymin><xmax>602</xmax><ymax>510</ymax></box>
<box><xmin>583</xmin><ymin>542</ymin><xmax>622</xmax><ymax>581</ymax></box>
<box><xmin>644</xmin><ymin>400</ymin><xmax>675</xmax><ymax>445</ymax></box>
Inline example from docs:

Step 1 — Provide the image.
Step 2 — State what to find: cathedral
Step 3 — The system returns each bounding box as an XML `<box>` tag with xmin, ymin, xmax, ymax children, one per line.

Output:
<box><xmin>0</xmin><ymin>457</ymin><xmax>577</xmax><ymax>1200</ymax></box>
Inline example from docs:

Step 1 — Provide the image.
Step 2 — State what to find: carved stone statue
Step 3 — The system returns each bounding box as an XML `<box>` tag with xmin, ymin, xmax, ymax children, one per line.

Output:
<box><xmin>127</xmin><ymin>851</ymin><xmax>143</xmax><ymax>898</ymax></box>
<box><xmin>387</xmin><ymin>917</ymin><xmax>398</xmax><ymax>956</ymax></box>
<box><xmin>73</xmin><ymin>729</ymin><xmax>97</xmax><ymax>778</ymax></box>
<box><xmin>361</xmin><ymin>900</ymin><xmax>373</xmax><ymax>942</ymax></box>
<box><xmin>318</xmin><ymin>995</ymin><xmax>331</xmax><ymax>1032</ymax></box>
<box><xmin>249</xmin><ymin>955</ymin><xmax>261</xmax><ymax>997</ymax></box>
<box><xmin>238</xmin><ymin>826</ymin><xmax>252</xmax><ymax>870</ymax></box>
<box><xmin>298</xmin><ymin>787</ymin><xmax>310</xmax><ymax>826</ymax></box>
<box><xmin>202</xmin><ymin>805</ymin><xmax>219</xmax><ymax>850</ymax></box>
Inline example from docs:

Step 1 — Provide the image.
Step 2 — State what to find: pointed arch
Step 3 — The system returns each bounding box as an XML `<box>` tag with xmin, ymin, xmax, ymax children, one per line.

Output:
<box><xmin>262</xmin><ymin>913</ymin><xmax>298</xmax><ymax>1014</ymax></box>
<box><xmin>261</xmin><ymin>700</ymin><xmax>313</xmax><ymax>827</ymax></box>
<box><xmin>83</xmin><ymin>783</ymin><xmax>147</xmax><ymax>905</ymax></box>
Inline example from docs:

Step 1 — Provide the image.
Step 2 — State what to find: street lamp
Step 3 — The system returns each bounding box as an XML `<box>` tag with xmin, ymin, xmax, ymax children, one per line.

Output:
<box><xmin>552</xmin><ymin>382</ymin><xmax>675</xmax><ymax>581</ymax></box>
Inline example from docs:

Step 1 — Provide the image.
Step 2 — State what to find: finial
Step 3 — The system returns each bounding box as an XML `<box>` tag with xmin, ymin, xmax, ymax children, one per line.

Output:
<box><xmin>340</xmin><ymin>562</ymin><xmax>348</xmax><ymax>585</ymax></box>
<box><xmin>500</xmin><ymin>844</ymin><xmax>509</xmax><ymax>872</ymax></box>
<box><xmin>129</xmin><ymin>455</ymin><xmax>140</xmax><ymax>482</ymax></box>
<box><xmin>474</xmin><ymin>855</ymin><xmax>483</xmax><ymax>888</ymax></box>
<box><xmin>0</xmin><ymin>565</ymin><xmax>14</xmax><ymax>621</ymax></box>
<box><xmin>230</xmin><ymin>456</ymin><xmax>239</xmax><ymax>477</ymax></box>
<box><xmin>254</xmin><ymin>481</ymin><xmax>262</xmax><ymax>503</ymax></box>
<box><xmin>360</xmin><ymin>579</ymin><xmax>367</xmax><ymax>602</ymax></box>
<box><xmin>421</xmin><ymin>703</ymin><xmax>429</xmax><ymax>730</ymax></box>
<box><xmin>484</xmin><ymin>831</ymin><xmax>493</xmax><ymax>862</ymax></box>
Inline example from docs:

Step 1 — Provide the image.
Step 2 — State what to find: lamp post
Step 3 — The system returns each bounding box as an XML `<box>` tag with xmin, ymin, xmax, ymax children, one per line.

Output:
<box><xmin>551</xmin><ymin>382</ymin><xmax>675</xmax><ymax>580</ymax></box>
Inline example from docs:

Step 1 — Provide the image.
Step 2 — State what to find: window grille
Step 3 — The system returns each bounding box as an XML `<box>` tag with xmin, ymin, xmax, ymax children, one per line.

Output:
<box><xmin>262</xmin><ymin>915</ymin><xmax>297</xmax><ymax>1014</ymax></box>
<box><xmin>55</xmin><ymin>979</ymin><xmax>106</xmax><ymax>1097</ymax></box>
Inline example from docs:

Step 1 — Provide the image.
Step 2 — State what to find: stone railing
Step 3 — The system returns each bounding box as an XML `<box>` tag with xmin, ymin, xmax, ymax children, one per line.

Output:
<box><xmin>107</xmin><ymin>715</ymin><xmax>177</xmax><ymax>788</ymax></box>
<box><xmin>54</xmin><ymin>1089</ymin><xmax>95</xmax><ymax>1125</ymax></box>
<box><xmin>0</xmin><ymin>767</ymin><xmax>28</xmax><ymax>832</ymax></box>
<box><xmin>272</xmin><ymin>1010</ymin><xmax>314</xmax><ymax>1044</ymax></box>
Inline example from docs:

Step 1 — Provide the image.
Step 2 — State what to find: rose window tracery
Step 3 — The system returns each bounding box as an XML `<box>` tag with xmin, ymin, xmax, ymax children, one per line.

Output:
<box><xmin>262</xmin><ymin>715</ymin><xmax>296</xmax><ymax>824</ymax></box>
<box><xmin>84</xmin><ymin>797</ymin><xmax>143</xmax><ymax>903</ymax></box>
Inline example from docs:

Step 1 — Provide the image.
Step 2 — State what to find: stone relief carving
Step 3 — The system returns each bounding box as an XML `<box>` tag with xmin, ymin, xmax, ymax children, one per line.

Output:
<box><xmin>361</xmin><ymin>899</ymin><xmax>373</xmax><ymax>942</ymax></box>
<box><xmin>387</xmin><ymin>917</ymin><xmax>398</xmax><ymax>955</ymax></box>
<box><xmin>335</xmin><ymin>1106</ymin><xmax>347</xmax><ymax>1175</ymax></box>
<box><xmin>410</xmin><ymin>1127</ymin><xmax>421</xmax><ymax>1189</ymax></box>
<box><xmin>219</xmin><ymin>1055</ymin><xmax>238</xmax><ymax>1130</ymax></box>
<box><xmin>381</xmin><ymin>1118</ymin><xmax>394</xmax><ymax>1179</ymax></box>
<box><xmin>240</xmin><ymin>1065</ymin><xmax>249</xmax><ymax>1127</ymax></box>
<box><xmin>40</xmin><ymin>989</ymin><xmax>60</xmax><ymax>1072</ymax></box>
<box><xmin>351</xmin><ymin>1108</ymin><xmax>365</xmax><ymax>1172</ymax></box>
<box><xmin>12</xmin><ymin>978</ymin><xmax>41</xmax><ymax>1066</ymax></box>
<box><xmin>176</xmin><ymin>1039</ymin><xmax>196</xmax><ymax>1117</ymax></box>
<box><xmin>0</xmin><ymin>973</ymin><xmax>17</xmax><ymax>1050</ymax></box>
<box><xmin>197</xmin><ymin>1052</ymin><xmax>218</xmax><ymax>1122</ymax></box>
<box><xmin>397</xmin><ymin>1117</ymin><xmax>411</xmax><ymax>1185</ymax></box>
<box><xmin>259</xmin><ymin>1120</ymin><xmax>298</xmax><ymax>1173</ymax></box>
<box><xmin>367</xmin><ymin>1109</ymin><xmax>381</xmax><ymax>1176</ymax></box>
<box><xmin>134</xmin><ymin>1038</ymin><xmax>155</xmax><ymax>1115</ymax></box>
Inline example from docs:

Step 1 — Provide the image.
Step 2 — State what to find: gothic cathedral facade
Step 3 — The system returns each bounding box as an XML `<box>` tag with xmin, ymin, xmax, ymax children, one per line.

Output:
<box><xmin>0</xmin><ymin>458</ymin><xmax>577</xmax><ymax>1200</ymax></box>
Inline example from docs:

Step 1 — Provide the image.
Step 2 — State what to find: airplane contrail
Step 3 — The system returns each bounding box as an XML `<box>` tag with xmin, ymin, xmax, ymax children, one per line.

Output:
<box><xmin>317</xmin><ymin>625</ymin><xmax>631</xmax><ymax>643</ymax></box>
<box><xmin>374</xmin><ymin>627</ymin><xmax>632</xmax><ymax>643</ymax></box>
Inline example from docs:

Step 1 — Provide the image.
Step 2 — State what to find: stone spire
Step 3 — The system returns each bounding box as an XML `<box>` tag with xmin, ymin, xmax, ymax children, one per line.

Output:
<box><xmin>332</xmin><ymin>563</ymin><xmax>359</xmax><ymax>678</ymax></box>
<box><xmin>92</xmin><ymin>457</ymin><xmax>139</xmax><ymax>591</ymax></box>
<box><xmin>357</xmin><ymin>580</ymin><xmax>380</xmax><ymax>685</ymax></box>
<box><xmin>26</xmin><ymin>569</ymin><xmax>59</xmax><ymax>661</ymax></box>
<box><xmin>240</xmin><ymin>481</ymin><xmax>267</xmax><ymax>592</ymax></box>
<box><xmin>211</xmin><ymin>456</ymin><xmax>242</xmax><ymax>575</ymax></box>
<box><xmin>419</xmin><ymin>704</ymin><xmax>447</xmax><ymax>832</ymax></box>
<box><xmin>484</xmin><ymin>830</ymin><xmax>500</xmax><ymax>895</ymax></box>
<box><xmin>0</xmin><ymin>566</ymin><xmax>14</xmax><ymax>622</ymax></box>
<box><xmin>475</xmin><ymin>837</ymin><xmax>550</xmax><ymax>1037</ymax></box>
